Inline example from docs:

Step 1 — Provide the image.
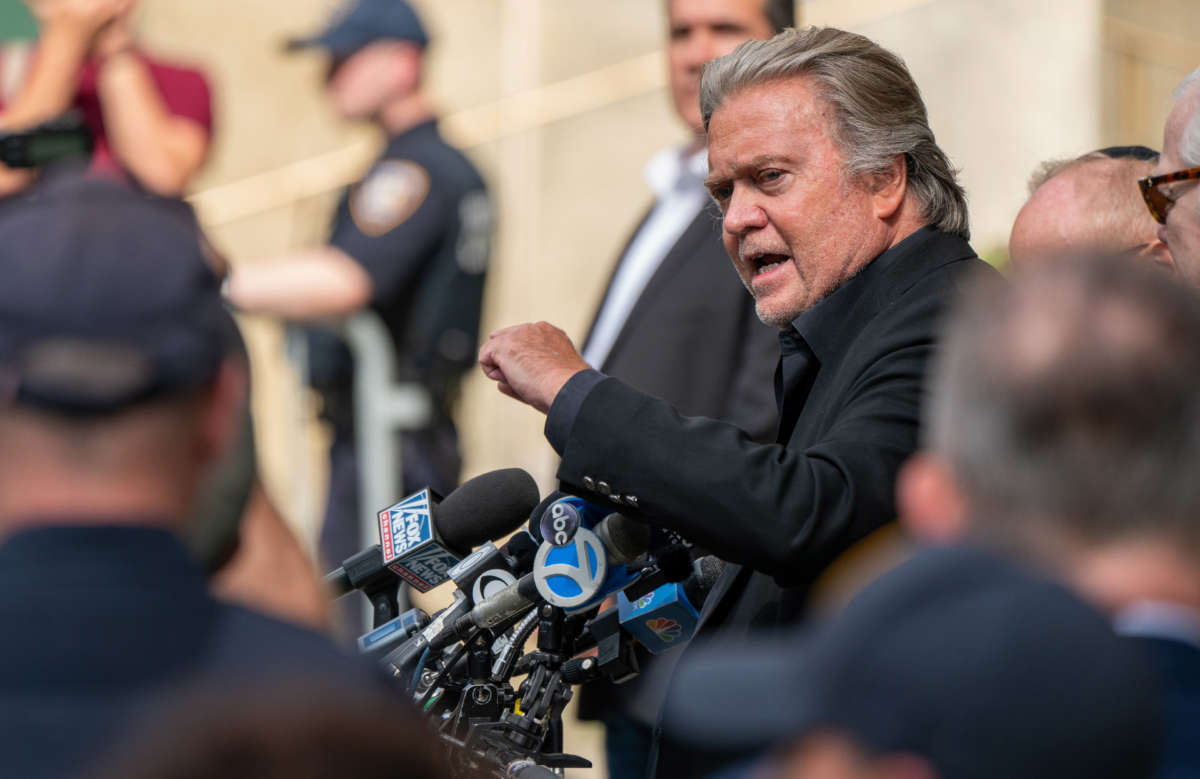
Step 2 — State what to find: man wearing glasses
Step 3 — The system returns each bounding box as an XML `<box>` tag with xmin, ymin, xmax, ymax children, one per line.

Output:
<box><xmin>1012</xmin><ymin>146</ymin><xmax>1173</xmax><ymax>271</ymax></box>
<box><xmin>1140</xmin><ymin>67</ymin><xmax>1200</xmax><ymax>278</ymax></box>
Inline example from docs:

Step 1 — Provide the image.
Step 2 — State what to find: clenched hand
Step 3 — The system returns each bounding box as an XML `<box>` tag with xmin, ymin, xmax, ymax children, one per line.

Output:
<box><xmin>478</xmin><ymin>322</ymin><xmax>591</xmax><ymax>414</ymax></box>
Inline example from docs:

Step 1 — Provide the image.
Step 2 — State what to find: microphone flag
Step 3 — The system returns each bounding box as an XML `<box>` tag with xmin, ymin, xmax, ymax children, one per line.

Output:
<box><xmin>378</xmin><ymin>489</ymin><xmax>461</xmax><ymax>592</ymax></box>
<box><xmin>618</xmin><ymin>583</ymin><xmax>701</xmax><ymax>654</ymax></box>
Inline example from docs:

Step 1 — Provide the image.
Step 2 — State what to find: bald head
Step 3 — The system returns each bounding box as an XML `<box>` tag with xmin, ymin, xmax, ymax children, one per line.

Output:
<box><xmin>1009</xmin><ymin>153</ymin><xmax>1168</xmax><ymax>270</ymax></box>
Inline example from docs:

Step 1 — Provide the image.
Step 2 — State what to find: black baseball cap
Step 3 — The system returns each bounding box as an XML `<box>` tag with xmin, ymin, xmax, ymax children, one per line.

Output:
<box><xmin>663</xmin><ymin>546</ymin><xmax>1162</xmax><ymax>779</ymax></box>
<box><xmin>0</xmin><ymin>177</ymin><xmax>235</xmax><ymax>415</ymax></box>
<box><xmin>287</xmin><ymin>0</ymin><xmax>429</xmax><ymax>58</ymax></box>
<box><xmin>1097</xmin><ymin>145</ymin><xmax>1159</xmax><ymax>162</ymax></box>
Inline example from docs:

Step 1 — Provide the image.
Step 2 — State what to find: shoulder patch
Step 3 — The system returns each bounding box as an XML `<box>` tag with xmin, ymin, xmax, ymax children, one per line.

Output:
<box><xmin>349</xmin><ymin>159</ymin><xmax>431</xmax><ymax>237</ymax></box>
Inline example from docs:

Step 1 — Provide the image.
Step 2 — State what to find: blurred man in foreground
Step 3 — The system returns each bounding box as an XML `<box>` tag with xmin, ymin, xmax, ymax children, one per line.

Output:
<box><xmin>91</xmin><ymin>682</ymin><xmax>470</xmax><ymax>779</ymax></box>
<box><xmin>663</xmin><ymin>544</ymin><xmax>1161</xmax><ymax>779</ymax></box>
<box><xmin>0</xmin><ymin>178</ymin><xmax>373</xmax><ymax>779</ymax></box>
<box><xmin>480</xmin><ymin>26</ymin><xmax>992</xmax><ymax>778</ymax></box>
<box><xmin>228</xmin><ymin>0</ymin><xmax>491</xmax><ymax>597</ymax></box>
<box><xmin>899</xmin><ymin>256</ymin><xmax>1200</xmax><ymax>777</ymax></box>
<box><xmin>1140</xmin><ymin>66</ymin><xmax>1200</xmax><ymax>281</ymax></box>
<box><xmin>661</xmin><ymin>256</ymin><xmax>1184</xmax><ymax>778</ymax></box>
<box><xmin>1010</xmin><ymin>145</ymin><xmax>1171</xmax><ymax>270</ymax></box>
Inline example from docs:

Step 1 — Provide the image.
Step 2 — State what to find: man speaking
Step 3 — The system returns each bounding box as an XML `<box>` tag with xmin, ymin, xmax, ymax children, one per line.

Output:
<box><xmin>480</xmin><ymin>27</ymin><xmax>992</xmax><ymax>775</ymax></box>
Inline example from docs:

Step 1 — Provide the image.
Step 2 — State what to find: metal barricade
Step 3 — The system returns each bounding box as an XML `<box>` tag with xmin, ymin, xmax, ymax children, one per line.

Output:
<box><xmin>287</xmin><ymin>310</ymin><xmax>434</xmax><ymax>619</ymax></box>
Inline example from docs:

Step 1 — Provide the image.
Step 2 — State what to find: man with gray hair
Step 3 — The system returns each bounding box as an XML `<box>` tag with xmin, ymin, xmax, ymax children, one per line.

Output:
<box><xmin>480</xmin><ymin>28</ymin><xmax>992</xmax><ymax>777</ymax></box>
<box><xmin>898</xmin><ymin>255</ymin><xmax>1200</xmax><ymax>777</ymax></box>
<box><xmin>1139</xmin><ymin>67</ymin><xmax>1200</xmax><ymax>281</ymax></box>
<box><xmin>1011</xmin><ymin>146</ymin><xmax>1173</xmax><ymax>270</ymax></box>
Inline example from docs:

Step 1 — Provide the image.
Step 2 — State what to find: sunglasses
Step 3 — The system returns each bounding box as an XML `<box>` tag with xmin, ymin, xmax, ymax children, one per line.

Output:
<box><xmin>1138</xmin><ymin>166</ymin><xmax>1200</xmax><ymax>224</ymax></box>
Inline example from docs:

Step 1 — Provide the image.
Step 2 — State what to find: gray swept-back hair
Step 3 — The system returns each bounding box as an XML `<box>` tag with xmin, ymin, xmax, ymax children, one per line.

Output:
<box><xmin>700</xmin><ymin>26</ymin><xmax>970</xmax><ymax>240</ymax></box>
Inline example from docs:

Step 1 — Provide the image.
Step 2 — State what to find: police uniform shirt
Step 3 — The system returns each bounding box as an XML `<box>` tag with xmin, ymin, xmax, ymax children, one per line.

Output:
<box><xmin>330</xmin><ymin>119</ymin><xmax>492</xmax><ymax>397</ymax></box>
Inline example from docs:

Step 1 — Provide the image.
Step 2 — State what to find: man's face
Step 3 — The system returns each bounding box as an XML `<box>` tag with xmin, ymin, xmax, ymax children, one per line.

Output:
<box><xmin>1008</xmin><ymin>159</ymin><xmax>1159</xmax><ymax>270</ymax></box>
<box><xmin>1153</xmin><ymin>93</ymin><xmax>1200</xmax><ymax>283</ymax></box>
<box><xmin>326</xmin><ymin>42</ymin><xmax>408</xmax><ymax>119</ymax></box>
<box><xmin>667</xmin><ymin>0</ymin><xmax>775</xmax><ymax>133</ymax></box>
<box><xmin>705</xmin><ymin>77</ymin><xmax>888</xmax><ymax>328</ymax></box>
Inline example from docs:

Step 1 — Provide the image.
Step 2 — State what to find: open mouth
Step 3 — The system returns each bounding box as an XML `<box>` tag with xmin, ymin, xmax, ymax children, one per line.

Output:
<box><xmin>747</xmin><ymin>253</ymin><xmax>790</xmax><ymax>277</ymax></box>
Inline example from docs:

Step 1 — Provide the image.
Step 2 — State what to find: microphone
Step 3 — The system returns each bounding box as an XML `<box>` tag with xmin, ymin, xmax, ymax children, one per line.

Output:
<box><xmin>531</xmin><ymin>494</ymin><xmax>610</xmax><ymax>546</ymax></box>
<box><xmin>531</xmin><ymin>510</ymin><xmax>650</xmax><ymax>613</ymax></box>
<box><xmin>376</xmin><ymin>531</ymin><xmax>542</xmax><ymax>677</ymax></box>
<box><xmin>323</xmin><ymin>544</ymin><xmax>391</xmax><ymax>598</ymax></box>
<box><xmin>380</xmin><ymin>592</ymin><xmax>474</xmax><ymax>680</ymax></box>
<box><xmin>466</xmin><ymin>512</ymin><xmax>652</xmax><ymax>630</ymax></box>
<box><xmin>384</xmin><ymin>510</ymin><xmax>658</xmax><ymax>678</ymax></box>
<box><xmin>376</xmin><ymin>468</ymin><xmax>539</xmax><ymax>592</ymax></box>
<box><xmin>356</xmin><ymin>606</ymin><xmax>430</xmax><ymax>656</ymax></box>
<box><xmin>616</xmin><ymin>555</ymin><xmax>723</xmax><ymax>654</ymax></box>
<box><xmin>445</xmin><ymin>530</ymin><xmax>540</xmax><ymax>606</ymax></box>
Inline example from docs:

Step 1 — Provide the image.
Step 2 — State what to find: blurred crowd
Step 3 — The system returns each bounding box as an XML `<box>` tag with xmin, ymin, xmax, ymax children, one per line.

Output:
<box><xmin>3</xmin><ymin>1</ymin><xmax>1200</xmax><ymax>778</ymax></box>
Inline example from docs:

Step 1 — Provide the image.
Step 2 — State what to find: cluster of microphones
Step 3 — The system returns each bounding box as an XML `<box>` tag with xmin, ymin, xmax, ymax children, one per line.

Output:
<box><xmin>323</xmin><ymin>467</ymin><xmax>723</xmax><ymax>777</ymax></box>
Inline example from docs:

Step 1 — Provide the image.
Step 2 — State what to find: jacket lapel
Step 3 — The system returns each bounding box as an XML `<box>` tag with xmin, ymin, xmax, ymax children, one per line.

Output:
<box><xmin>695</xmin><ymin>561</ymin><xmax>743</xmax><ymax>632</ymax></box>
<box><xmin>581</xmin><ymin>205</ymin><xmax>656</xmax><ymax>352</ymax></box>
<box><xmin>600</xmin><ymin>205</ymin><xmax>721</xmax><ymax>368</ymax></box>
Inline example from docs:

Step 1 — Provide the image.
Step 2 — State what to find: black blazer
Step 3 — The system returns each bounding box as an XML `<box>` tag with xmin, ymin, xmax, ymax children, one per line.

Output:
<box><xmin>584</xmin><ymin>203</ymin><xmax>779</xmax><ymax>441</ymax></box>
<box><xmin>555</xmin><ymin>229</ymin><xmax>991</xmax><ymax>777</ymax></box>
<box><xmin>558</xmin><ymin>227</ymin><xmax>990</xmax><ymax>630</ymax></box>
<box><xmin>575</xmin><ymin>201</ymin><xmax>780</xmax><ymax>729</ymax></box>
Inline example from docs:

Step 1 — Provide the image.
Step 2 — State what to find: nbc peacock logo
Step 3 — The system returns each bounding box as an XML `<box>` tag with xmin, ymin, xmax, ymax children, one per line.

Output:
<box><xmin>646</xmin><ymin>617</ymin><xmax>682</xmax><ymax>642</ymax></box>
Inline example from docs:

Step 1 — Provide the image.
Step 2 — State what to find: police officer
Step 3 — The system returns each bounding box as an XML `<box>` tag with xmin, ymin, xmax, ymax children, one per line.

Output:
<box><xmin>227</xmin><ymin>0</ymin><xmax>492</xmax><ymax>580</ymax></box>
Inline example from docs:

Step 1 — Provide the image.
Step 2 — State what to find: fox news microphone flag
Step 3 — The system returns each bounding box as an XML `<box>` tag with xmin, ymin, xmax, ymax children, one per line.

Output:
<box><xmin>377</xmin><ymin>468</ymin><xmax>539</xmax><ymax>592</ymax></box>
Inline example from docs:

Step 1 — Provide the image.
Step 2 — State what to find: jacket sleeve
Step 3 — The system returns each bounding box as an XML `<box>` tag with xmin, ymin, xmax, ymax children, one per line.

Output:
<box><xmin>553</xmin><ymin>289</ymin><xmax>937</xmax><ymax>585</ymax></box>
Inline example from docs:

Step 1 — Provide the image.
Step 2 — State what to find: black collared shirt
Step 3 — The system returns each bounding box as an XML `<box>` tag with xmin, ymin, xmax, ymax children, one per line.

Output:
<box><xmin>775</xmin><ymin>226</ymin><xmax>935</xmax><ymax>441</ymax></box>
<box><xmin>548</xmin><ymin>226</ymin><xmax>938</xmax><ymax>451</ymax></box>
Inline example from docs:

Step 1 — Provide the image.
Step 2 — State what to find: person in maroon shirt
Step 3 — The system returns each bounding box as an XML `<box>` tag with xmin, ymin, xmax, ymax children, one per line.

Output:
<box><xmin>0</xmin><ymin>0</ymin><xmax>211</xmax><ymax>196</ymax></box>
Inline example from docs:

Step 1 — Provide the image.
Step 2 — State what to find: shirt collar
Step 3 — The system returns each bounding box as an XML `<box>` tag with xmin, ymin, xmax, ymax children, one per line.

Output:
<box><xmin>1115</xmin><ymin>600</ymin><xmax>1200</xmax><ymax>647</ymax></box>
<box><xmin>789</xmin><ymin>226</ymin><xmax>937</xmax><ymax>363</ymax></box>
<box><xmin>644</xmin><ymin>144</ymin><xmax>708</xmax><ymax>200</ymax></box>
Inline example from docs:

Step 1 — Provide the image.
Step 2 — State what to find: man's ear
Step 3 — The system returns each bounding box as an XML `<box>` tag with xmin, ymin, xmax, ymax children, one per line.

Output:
<box><xmin>870</xmin><ymin>154</ymin><xmax>908</xmax><ymax>221</ymax></box>
<box><xmin>197</xmin><ymin>355</ymin><xmax>249</xmax><ymax>468</ymax></box>
<box><xmin>1144</xmin><ymin>238</ymin><xmax>1178</xmax><ymax>274</ymax></box>
<box><xmin>896</xmin><ymin>452</ymin><xmax>968</xmax><ymax>544</ymax></box>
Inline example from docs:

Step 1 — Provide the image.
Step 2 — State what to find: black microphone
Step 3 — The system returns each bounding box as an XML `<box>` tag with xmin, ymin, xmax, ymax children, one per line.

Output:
<box><xmin>445</xmin><ymin>530</ymin><xmax>540</xmax><ymax>606</ymax></box>
<box><xmin>685</xmin><ymin>554</ymin><xmax>724</xmax><ymax>604</ymax></box>
<box><xmin>380</xmin><ymin>511</ymin><xmax>649</xmax><ymax>677</ymax></box>
<box><xmin>337</xmin><ymin>467</ymin><xmax>539</xmax><ymax>594</ymax></box>
<box><xmin>437</xmin><ymin>468</ymin><xmax>541</xmax><ymax>552</ymax></box>
<box><xmin>505</xmin><ymin>760</ymin><xmax>562</xmax><ymax>779</ymax></box>
<box><xmin>464</xmin><ymin>513</ymin><xmax>651</xmax><ymax>630</ymax></box>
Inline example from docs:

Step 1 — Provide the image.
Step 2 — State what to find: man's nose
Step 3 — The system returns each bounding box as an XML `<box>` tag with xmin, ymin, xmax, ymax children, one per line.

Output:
<box><xmin>723</xmin><ymin>188</ymin><xmax>768</xmax><ymax>235</ymax></box>
<box><xmin>683</xmin><ymin>29</ymin><xmax>720</xmax><ymax>69</ymax></box>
